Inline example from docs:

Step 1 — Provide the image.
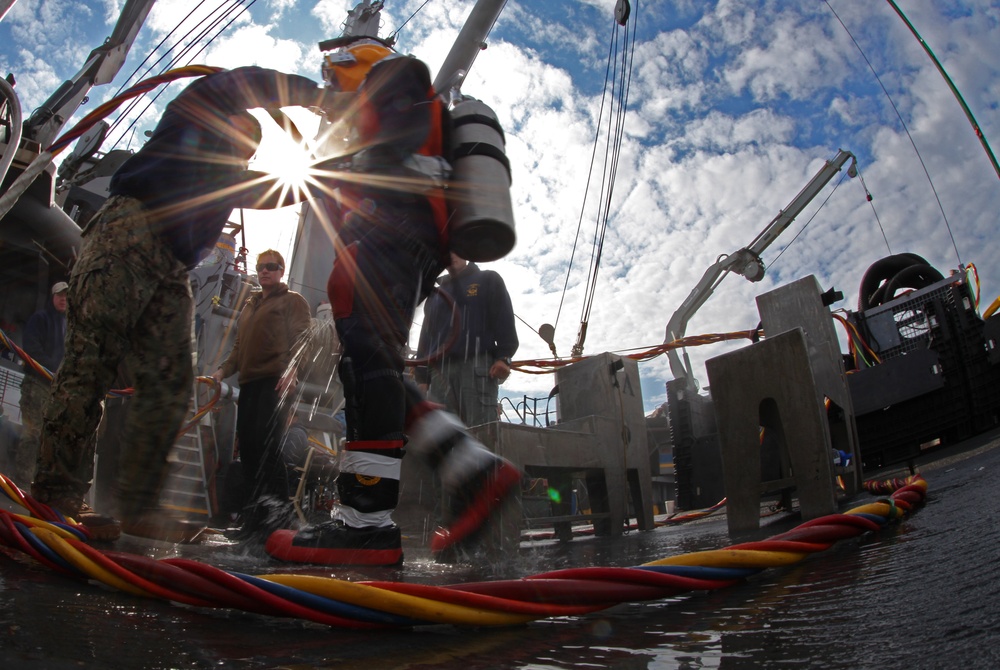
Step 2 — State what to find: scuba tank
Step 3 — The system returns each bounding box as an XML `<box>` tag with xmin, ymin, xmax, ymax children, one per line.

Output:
<box><xmin>446</xmin><ymin>97</ymin><xmax>516</xmax><ymax>262</ymax></box>
<box><xmin>320</xmin><ymin>41</ymin><xmax>516</xmax><ymax>262</ymax></box>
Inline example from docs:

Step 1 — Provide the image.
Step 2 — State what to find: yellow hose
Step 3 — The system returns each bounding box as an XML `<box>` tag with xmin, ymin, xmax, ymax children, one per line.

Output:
<box><xmin>31</xmin><ymin>528</ymin><xmax>153</xmax><ymax>598</ymax></box>
<box><xmin>983</xmin><ymin>295</ymin><xmax>1000</xmax><ymax>319</ymax></box>
<box><xmin>263</xmin><ymin>575</ymin><xmax>534</xmax><ymax>626</ymax></box>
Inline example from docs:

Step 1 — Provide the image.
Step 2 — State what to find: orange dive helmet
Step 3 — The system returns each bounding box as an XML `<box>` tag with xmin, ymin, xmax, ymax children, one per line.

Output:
<box><xmin>321</xmin><ymin>39</ymin><xmax>394</xmax><ymax>92</ymax></box>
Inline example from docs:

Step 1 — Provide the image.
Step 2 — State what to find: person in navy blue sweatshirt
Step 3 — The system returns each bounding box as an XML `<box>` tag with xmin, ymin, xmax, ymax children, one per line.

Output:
<box><xmin>31</xmin><ymin>67</ymin><xmax>329</xmax><ymax>543</ymax></box>
<box><xmin>416</xmin><ymin>253</ymin><xmax>519</xmax><ymax>427</ymax></box>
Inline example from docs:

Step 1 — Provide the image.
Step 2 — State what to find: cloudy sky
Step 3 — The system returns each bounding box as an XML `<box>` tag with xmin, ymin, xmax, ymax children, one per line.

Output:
<box><xmin>3</xmin><ymin>0</ymin><xmax>999</xmax><ymax>416</ymax></box>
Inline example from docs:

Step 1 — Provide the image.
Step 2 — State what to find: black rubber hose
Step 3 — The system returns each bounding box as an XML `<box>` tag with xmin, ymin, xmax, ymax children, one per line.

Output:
<box><xmin>857</xmin><ymin>252</ymin><xmax>934</xmax><ymax>310</ymax></box>
<box><xmin>877</xmin><ymin>263</ymin><xmax>944</xmax><ymax>306</ymax></box>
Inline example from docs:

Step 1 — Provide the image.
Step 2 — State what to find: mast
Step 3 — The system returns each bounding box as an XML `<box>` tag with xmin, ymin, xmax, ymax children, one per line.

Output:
<box><xmin>432</xmin><ymin>0</ymin><xmax>507</xmax><ymax>97</ymax></box>
<box><xmin>342</xmin><ymin>0</ymin><xmax>383</xmax><ymax>37</ymax></box>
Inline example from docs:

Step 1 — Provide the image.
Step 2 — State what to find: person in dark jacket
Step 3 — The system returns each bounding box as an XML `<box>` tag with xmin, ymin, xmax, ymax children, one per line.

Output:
<box><xmin>416</xmin><ymin>253</ymin><xmax>519</xmax><ymax>426</ymax></box>
<box><xmin>31</xmin><ymin>66</ymin><xmax>329</xmax><ymax>543</ymax></box>
<box><xmin>15</xmin><ymin>282</ymin><xmax>68</xmax><ymax>487</ymax></box>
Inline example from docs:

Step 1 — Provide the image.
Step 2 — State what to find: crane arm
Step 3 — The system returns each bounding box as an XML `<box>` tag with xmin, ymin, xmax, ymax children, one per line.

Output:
<box><xmin>745</xmin><ymin>149</ymin><xmax>857</xmax><ymax>258</ymax></box>
<box><xmin>21</xmin><ymin>0</ymin><xmax>155</xmax><ymax>149</ymax></box>
<box><xmin>663</xmin><ymin>252</ymin><xmax>750</xmax><ymax>379</ymax></box>
<box><xmin>664</xmin><ymin>149</ymin><xmax>857</xmax><ymax>384</ymax></box>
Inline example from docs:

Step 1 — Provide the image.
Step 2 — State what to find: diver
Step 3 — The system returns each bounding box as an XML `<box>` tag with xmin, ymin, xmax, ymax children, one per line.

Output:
<box><xmin>266</xmin><ymin>48</ymin><xmax>521</xmax><ymax>566</ymax></box>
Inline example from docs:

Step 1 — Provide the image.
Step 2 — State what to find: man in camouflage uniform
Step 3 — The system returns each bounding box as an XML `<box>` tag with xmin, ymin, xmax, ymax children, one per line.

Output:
<box><xmin>31</xmin><ymin>67</ymin><xmax>331</xmax><ymax>542</ymax></box>
<box><xmin>34</xmin><ymin>199</ymin><xmax>195</xmax><ymax>540</ymax></box>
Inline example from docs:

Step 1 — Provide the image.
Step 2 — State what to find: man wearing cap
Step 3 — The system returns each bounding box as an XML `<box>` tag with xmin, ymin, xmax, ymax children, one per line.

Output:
<box><xmin>31</xmin><ymin>66</ymin><xmax>332</xmax><ymax>543</ymax></box>
<box><xmin>15</xmin><ymin>282</ymin><xmax>69</xmax><ymax>488</ymax></box>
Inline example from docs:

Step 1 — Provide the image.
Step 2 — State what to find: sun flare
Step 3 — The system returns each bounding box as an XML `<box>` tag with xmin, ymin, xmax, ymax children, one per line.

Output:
<box><xmin>254</xmin><ymin>133</ymin><xmax>315</xmax><ymax>191</ymax></box>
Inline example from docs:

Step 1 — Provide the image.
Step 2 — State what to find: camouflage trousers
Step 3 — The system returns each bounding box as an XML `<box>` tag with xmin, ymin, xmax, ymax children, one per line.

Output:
<box><xmin>34</xmin><ymin>196</ymin><xmax>195</xmax><ymax>517</ymax></box>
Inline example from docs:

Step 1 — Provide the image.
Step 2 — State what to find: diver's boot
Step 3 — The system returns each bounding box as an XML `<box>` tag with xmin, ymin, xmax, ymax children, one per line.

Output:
<box><xmin>405</xmin><ymin>408</ymin><xmax>522</xmax><ymax>555</ymax></box>
<box><xmin>31</xmin><ymin>485</ymin><xmax>122</xmax><ymax>542</ymax></box>
<box><xmin>120</xmin><ymin>509</ymin><xmax>206</xmax><ymax>544</ymax></box>
<box><xmin>266</xmin><ymin>440</ymin><xmax>403</xmax><ymax>565</ymax></box>
<box><xmin>266</xmin><ymin>519</ymin><xmax>403</xmax><ymax>566</ymax></box>
<box><xmin>52</xmin><ymin>499</ymin><xmax>122</xmax><ymax>541</ymax></box>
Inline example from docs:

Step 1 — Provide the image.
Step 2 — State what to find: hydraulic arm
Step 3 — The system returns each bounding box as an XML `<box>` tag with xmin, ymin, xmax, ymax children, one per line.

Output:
<box><xmin>664</xmin><ymin>149</ymin><xmax>857</xmax><ymax>386</ymax></box>
<box><xmin>19</xmin><ymin>0</ymin><xmax>155</xmax><ymax>150</ymax></box>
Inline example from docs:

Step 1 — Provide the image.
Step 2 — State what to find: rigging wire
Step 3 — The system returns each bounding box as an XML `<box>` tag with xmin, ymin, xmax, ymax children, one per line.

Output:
<box><xmin>824</xmin><ymin>0</ymin><xmax>962</xmax><ymax>267</ymax></box>
<box><xmin>552</xmin><ymin>20</ymin><xmax>618</xmax><ymax>336</ymax></box>
<box><xmin>853</xmin><ymin>163</ymin><xmax>893</xmax><ymax>255</ymax></box>
<box><xmin>388</xmin><ymin>0</ymin><xmax>433</xmax><ymax>43</ymax></box>
<box><xmin>110</xmin><ymin>0</ymin><xmax>221</xmax><ymax>98</ymax></box>
<box><xmin>574</xmin><ymin>5</ymin><xmax>636</xmax><ymax>357</ymax></box>
<box><xmin>574</xmin><ymin>37</ymin><xmax>622</xmax><ymax>354</ymax></box>
<box><xmin>554</xmin><ymin>3</ymin><xmax>637</xmax><ymax>357</ymax></box>
<box><xmin>107</xmin><ymin>0</ymin><xmax>257</xmax><ymax>151</ymax></box>
<box><xmin>886</xmin><ymin>0</ymin><xmax>1000</xmax><ymax>183</ymax></box>
<box><xmin>767</xmin><ymin>169</ymin><xmax>850</xmax><ymax>269</ymax></box>
<box><xmin>580</xmin><ymin>18</ymin><xmax>633</xmax><ymax>329</ymax></box>
<box><xmin>514</xmin><ymin>312</ymin><xmax>539</xmax><ymax>335</ymax></box>
<box><xmin>106</xmin><ymin>0</ymin><xmax>243</xmax><ymax>145</ymax></box>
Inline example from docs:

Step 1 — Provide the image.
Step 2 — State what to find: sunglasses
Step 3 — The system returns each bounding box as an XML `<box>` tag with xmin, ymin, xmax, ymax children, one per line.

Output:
<box><xmin>256</xmin><ymin>262</ymin><xmax>284</xmax><ymax>272</ymax></box>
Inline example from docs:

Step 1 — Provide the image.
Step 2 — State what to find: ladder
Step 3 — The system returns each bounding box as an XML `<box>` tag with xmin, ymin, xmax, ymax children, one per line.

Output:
<box><xmin>158</xmin><ymin>384</ymin><xmax>214</xmax><ymax>519</ymax></box>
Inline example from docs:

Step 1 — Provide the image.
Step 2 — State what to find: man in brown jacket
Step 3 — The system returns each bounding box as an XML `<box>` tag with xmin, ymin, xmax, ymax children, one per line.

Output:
<box><xmin>213</xmin><ymin>249</ymin><xmax>311</xmax><ymax>541</ymax></box>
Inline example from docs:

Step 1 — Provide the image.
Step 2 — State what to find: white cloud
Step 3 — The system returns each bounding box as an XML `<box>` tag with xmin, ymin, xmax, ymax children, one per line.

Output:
<box><xmin>4</xmin><ymin>0</ymin><xmax>999</xmax><ymax>418</ymax></box>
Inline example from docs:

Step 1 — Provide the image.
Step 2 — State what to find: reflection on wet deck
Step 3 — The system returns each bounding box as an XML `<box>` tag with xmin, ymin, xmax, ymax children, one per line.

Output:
<box><xmin>2</xmin><ymin>435</ymin><xmax>999</xmax><ymax>669</ymax></box>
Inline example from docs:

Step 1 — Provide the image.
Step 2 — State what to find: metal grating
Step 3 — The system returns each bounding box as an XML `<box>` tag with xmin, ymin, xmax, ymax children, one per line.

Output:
<box><xmin>859</xmin><ymin>280</ymin><xmax>962</xmax><ymax>361</ymax></box>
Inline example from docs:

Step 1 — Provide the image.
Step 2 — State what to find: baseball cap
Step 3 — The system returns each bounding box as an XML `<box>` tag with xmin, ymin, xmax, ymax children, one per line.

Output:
<box><xmin>51</xmin><ymin>281</ymin><xmax>69</xmax><ymax>295</ymax></box>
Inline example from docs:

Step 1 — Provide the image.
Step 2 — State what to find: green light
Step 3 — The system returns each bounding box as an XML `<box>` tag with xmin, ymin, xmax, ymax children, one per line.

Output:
<box><xmin>546</xmin><ymin>487</ymin><xmax>561</xmax><ymax>503</ymax></box>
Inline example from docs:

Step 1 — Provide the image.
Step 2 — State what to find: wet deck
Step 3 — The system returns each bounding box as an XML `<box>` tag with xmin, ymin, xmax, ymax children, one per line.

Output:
<box><xmin>2</xmin><ymin>430</ymin><xmax>999</xmax><ymax>669</ymax></box>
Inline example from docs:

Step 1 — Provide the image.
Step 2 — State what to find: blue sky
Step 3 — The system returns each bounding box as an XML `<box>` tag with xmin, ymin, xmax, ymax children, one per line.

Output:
<box><xmin>3</xmin><ymin>0</ymin><xmax>999</xmax><ymax>415</ymax></box>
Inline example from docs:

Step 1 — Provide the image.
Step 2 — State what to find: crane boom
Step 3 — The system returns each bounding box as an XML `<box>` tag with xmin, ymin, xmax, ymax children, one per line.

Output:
<box><xmin>664</xmin><ymin>149</ymin><xmax>857</xmax><ymax>385</ymax></box>
<box><xmin>20</xmin><ymin>0</ymin><xmax>155</xmax><ymax>149</ymax></box>
<box><xmin>0</xmin><ymin>0</ymin><xmax>154</xmax><ymax>265</ymax></box>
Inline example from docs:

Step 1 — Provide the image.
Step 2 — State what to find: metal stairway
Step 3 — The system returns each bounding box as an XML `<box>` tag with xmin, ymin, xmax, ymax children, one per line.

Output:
<box><xmin>158</xmin><ymin>386</ymin><xmax>214</xmax><ymax>519</ymax></box>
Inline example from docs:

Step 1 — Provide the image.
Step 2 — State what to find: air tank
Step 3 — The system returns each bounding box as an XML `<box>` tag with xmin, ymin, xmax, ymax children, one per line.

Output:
<box><xmin>446</xmin><ymin>97</ymin><xmax>516</xmax><ymax>262</ymax></box>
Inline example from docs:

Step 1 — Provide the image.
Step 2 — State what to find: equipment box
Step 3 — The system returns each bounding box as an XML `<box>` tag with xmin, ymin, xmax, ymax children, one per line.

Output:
<box><xmin>847</xmin><ymin>275</ymin><xmax>1000</xmax><ymax>470</ymax></box>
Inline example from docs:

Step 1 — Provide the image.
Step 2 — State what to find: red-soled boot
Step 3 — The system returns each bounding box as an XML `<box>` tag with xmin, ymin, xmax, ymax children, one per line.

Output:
<box><xmin>405</xmin><ymin>409</ymin><xmax>521</xmax><ymax>555</ymax></box>
<box><xmin>266</xmin><ymin>439</ymin><xmax>403</xmax><ymax>565</ymax></box>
